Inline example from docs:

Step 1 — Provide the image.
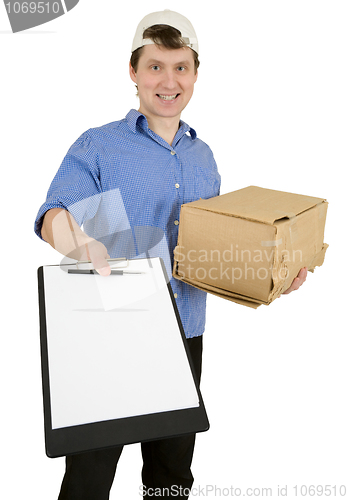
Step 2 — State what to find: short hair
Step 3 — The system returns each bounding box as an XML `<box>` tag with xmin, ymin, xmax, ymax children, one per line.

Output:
<box><xmin>130</xmin><ymin>24</ymin><xmax>200</xmax><ymax>74</ymax></box>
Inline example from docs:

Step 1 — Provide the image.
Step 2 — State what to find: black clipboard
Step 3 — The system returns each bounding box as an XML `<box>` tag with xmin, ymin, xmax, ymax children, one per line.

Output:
<box><xmin>37</xmin><ymin>257</ymin><xmax>209</xmax><ymax>458</ymax></box>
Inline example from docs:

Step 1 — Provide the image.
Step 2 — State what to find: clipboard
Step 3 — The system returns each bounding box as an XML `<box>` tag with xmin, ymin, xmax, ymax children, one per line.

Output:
<box><xmin>37</xmin><ymin>257</ymin><xmax>209</xmax><ymax>458</ymax></box>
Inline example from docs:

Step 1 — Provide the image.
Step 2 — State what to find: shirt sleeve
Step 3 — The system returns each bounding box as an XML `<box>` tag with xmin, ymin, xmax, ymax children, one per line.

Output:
<box><xmin>211</xmin><ymin>152</ymin><xmax>221</xmax><ymax>197</ymax></box>
<box><xmin>196</xmin><ymin>140</ymin><xmax>221</xmax><ymax>200</ymax></box>
<box><xmin>34</xmin><ymin>131</ymin><xmax>102</xmax><ymax>239</ymax></box>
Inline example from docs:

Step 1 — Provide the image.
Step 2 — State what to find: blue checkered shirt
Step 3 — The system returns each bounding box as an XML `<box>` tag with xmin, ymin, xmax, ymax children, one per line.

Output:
<box><xmin>35</xmin><ymin>109</ymin><xmax>221</xmax><ymax>338</ymax></box>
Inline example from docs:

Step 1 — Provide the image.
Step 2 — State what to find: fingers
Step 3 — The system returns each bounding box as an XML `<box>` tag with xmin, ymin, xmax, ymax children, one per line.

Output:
<box><xmin>92</xmin><ymin>253</ymin><xmax>111</xmax><ymax>276</ymax></box>
<box><xmin>82</xmin><ymin>241</ymin><xmax>111</xmax><ymax>276</ymax></box>
<box><xmin>283</xmin><ymin>278</ymin><xmax>300</xmax><ymax>294</ymax></box>
<box><xmin>282</xmin><ymin>267</ymin><xmax>308</xmax><ymax>295</ymax></box>
<box><xmin>95</xmin><ymin>264</ymin><xmax>111</xmax><ymax>276</ymax></box>
<box><xmin>295</xmin><ymin>267</ymin><xmax>308</xmax><ymax>289</ymax></box>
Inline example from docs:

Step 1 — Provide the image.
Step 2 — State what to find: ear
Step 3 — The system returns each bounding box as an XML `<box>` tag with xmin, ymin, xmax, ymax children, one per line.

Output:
<box><xmin>129</xmin><ymin>62</ymin><xmax>137</xmax><ymax>83</ymax></box>
<box><xmin>194</xmin><ymin>68</ymin><xmax>198</xmax><ymax>84</ymax></box>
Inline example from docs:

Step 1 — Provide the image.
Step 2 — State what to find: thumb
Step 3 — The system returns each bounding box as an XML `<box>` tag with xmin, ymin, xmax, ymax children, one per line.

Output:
<box><xmin>93</xmin><ymin>254</ymin><xmax>111</xmax><ymax>276</ymax></box>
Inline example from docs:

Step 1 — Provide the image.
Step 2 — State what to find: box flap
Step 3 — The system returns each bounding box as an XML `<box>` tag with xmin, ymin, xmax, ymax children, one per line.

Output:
<box><xmin>184</xmin><ymin>186</ymin><xmax>326</xmax><ymax>224</ymax></box>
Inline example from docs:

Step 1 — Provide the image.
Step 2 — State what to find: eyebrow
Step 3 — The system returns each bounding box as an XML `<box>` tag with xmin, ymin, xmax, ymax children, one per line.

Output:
<box><xmin>147</xmin><ymin>59</ymin><xmax>192</xmax><ymax>67</ymax></box>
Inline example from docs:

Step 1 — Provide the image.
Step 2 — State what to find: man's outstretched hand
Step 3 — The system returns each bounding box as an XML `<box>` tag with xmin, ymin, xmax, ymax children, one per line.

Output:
<box><xmin>42</xmin><ymin>208</ymin><xmax>111</xmax><ymax>276</ymax></box>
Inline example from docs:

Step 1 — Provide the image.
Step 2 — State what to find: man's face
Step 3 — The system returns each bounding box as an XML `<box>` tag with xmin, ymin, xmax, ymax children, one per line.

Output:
<box><xmin>129</xmin><ymin>44</ymin><xmax>198</xmax><ymax>124</ymax></box>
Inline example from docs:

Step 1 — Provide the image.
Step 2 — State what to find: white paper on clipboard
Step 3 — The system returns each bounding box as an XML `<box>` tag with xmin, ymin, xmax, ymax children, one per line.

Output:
<box><xmin>94</xmin><ymin>258</ymin><xmax>161</xmax><ymax>310</ymax></box>
<box><xmin>43</xmin><ymin>258</ymin><xmax>199</xmax><ymax>429</ymax></box>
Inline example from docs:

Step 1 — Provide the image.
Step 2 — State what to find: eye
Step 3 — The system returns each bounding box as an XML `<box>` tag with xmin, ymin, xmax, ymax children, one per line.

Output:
<box><xmin>177</xmin><ymin>66</ymin><xmax>186</xmax><ymax>72</ymax></box>
<box><xmin>151</xmin><ymin>65</ymin><xmax>160</xmax><ymax>71</ymax></box>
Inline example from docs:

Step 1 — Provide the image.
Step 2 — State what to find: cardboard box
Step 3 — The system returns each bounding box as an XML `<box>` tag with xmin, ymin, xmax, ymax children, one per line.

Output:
<box><xmin>173</xmin><ymin>186</ymin><xmax>328</xmax><ymax>308</ymax></box>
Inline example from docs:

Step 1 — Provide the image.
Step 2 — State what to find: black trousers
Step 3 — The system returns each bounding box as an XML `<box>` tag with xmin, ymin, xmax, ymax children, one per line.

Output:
<box><xmin>57</xmin><ymin>335</ymin><xmax>203</xmax><ymax>500</ymax></box>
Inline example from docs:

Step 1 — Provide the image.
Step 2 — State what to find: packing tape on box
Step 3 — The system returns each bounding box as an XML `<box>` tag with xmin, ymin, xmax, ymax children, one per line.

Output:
<box><xmin>261</xmin><ymin>239</ymin><xmax>283</xmax><ymax>247</ymax></box>
<box><xmin>284</xmin><ymin>212</ymin><xmax>299</xmax><ymax>245</ymax></box>
<box><xmin>261</xmin><ymin>212</ymin><xmax>298</xmax><ymax>248</ymax></box>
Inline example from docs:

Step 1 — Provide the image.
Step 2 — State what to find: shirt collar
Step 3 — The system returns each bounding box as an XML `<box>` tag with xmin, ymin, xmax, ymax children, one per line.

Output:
<box><xmin>125</xmin><ymin>109</ymin><xmax>197</xmax><ymax>141</ymax></box>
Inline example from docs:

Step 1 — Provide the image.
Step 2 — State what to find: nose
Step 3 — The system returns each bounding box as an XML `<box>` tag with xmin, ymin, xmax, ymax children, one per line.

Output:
<box><xmin>161</xmin><ymin>69</ymin><xmax>177</xmax><ymax>89</ymax></box>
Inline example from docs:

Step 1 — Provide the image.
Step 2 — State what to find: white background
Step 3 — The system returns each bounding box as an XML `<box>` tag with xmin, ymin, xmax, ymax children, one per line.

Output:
<box><xmin>1</xmin><ymin>1</ymin><xmax>347</xmax><ymax>498</ymax></box>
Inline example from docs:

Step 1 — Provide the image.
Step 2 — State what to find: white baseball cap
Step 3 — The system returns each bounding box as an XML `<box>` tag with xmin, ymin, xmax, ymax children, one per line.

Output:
<box><xmin>131</xmin><ymin>9</ymin><xmax>199</xmax><ymax>54</ymax></box>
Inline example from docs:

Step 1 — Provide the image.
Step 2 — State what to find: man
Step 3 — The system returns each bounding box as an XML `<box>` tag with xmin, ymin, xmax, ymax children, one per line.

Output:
<box><xmin>35</xmin><ymin>10</ymin><xmax>306</xmax><ymax>500</ymax></box>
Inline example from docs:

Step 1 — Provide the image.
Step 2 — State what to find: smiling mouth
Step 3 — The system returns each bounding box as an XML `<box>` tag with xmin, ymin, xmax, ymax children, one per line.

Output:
<box><xmin>157</xmin><ymin>94</ymin><xmax>180</xmax><ymax>101</ymax></box>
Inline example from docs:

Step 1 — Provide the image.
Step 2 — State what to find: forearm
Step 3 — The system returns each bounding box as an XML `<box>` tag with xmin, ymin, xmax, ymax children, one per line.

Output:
<box><xmin>41</xmin><ymin>208</ymin><xmax>95</xmax><ymax>261</ymax></box>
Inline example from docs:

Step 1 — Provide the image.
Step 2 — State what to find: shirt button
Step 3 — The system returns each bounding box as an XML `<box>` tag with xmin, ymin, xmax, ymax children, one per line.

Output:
<box><xmin>171</xmin><ymin>150</ymin><xmax>176</xmax><ymax>155</ymax></box>
<box><xmin>175</xmin><ymin>183</ymin><xmax>180</xmax><ymax>188</ymax></box>
<box><xmin>174</xmin><ymin>293</ymin><xmax>178</xmax><ymax>299</ymax></box>
<box><xmin>174</xmin><ymin>220</ymin><xmax>179</xmax><ymax>225</ymax></box>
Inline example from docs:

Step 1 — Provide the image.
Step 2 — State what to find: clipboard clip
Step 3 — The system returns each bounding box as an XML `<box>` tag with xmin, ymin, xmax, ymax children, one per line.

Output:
<box><xmin>68</xmin><ymin>258</ymin><xmax>145</xmax><ymax>275</ymax></box>
<box><xmin>76</xmin><ymin>258</ymin><xmax>129</xmax><ymax>271</ymax></box>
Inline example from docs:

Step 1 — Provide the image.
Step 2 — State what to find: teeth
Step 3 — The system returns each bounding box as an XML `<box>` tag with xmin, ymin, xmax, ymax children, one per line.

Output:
<box><xmin>158</xmin><ymin>94</ymin><xmax>178</xmax><ymax>100</ymax></box>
